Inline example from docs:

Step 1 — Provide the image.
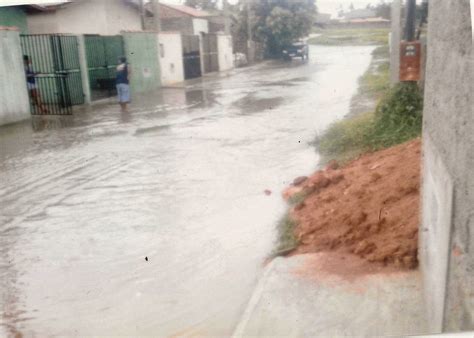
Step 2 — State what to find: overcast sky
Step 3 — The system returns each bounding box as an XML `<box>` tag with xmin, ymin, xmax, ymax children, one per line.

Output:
<box><xmin>160</xmin><ymin>0</ymin><xmax>387</xmax><ymax>17</ymax></box>
<box><xmin>0</xmin><ymin>0</ymin><xmax>388</xmax><ymax>16</ymax></box>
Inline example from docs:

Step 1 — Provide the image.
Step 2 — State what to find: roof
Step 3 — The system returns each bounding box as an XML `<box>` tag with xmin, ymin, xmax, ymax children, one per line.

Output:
<box><xmin>159</xmin><ymin>3</ymin><xmax>211</xmax><ymax>18</ymax></box>
<box><xmin>0</xmin><ymin>0</ymin><xmax>68</xmax><ymax>8</ymax></box>
<box><xmin>6</xmin><ymin>0</ymin><xmax>142</xmax><ymax>13</ymax></box>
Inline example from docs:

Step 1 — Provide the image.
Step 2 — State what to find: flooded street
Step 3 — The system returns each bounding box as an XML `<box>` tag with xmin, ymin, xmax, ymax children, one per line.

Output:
<box><xmin>0</xmin><ymin>45</ymin><xmax>373</xmax><ymax>337</ymax></box>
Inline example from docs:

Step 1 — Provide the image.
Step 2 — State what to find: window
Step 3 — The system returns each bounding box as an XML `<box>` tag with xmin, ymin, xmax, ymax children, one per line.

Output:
<box><xmin>160</xmin><ymin>44</ymin><xmax>165</xmax><ymax>58</ymax></box>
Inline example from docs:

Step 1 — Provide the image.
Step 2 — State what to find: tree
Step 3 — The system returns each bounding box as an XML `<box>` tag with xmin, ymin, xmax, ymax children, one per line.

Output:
<box><xmin>349</xmin><ymin>3</ymin><xmax>355</xmax><ymax>11</ymax></box>
<box><xmin>184</xmin><ymin>0</ymin><xmax>217</xmax><ymax>11</ymax></box>
<box><xmin>337</xmin><ymin>4</ymin><xmax>344</xmax><ymax>18</ymax></box>
<box><xmin>373</xmin><ymin>0</ymin><xmax>391</xmax><ymax>19</ymax></box>
<box><xmin>250</xmin><ymin>0</ymin><xmax>317</xmax><ymax>58</ymax></box>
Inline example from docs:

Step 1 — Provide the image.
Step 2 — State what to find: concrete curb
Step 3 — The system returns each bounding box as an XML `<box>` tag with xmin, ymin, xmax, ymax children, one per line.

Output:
<box><xmin>231</xmin><ymin>257</ymin><xmax>280</xmax><ymax>338</ymax></box>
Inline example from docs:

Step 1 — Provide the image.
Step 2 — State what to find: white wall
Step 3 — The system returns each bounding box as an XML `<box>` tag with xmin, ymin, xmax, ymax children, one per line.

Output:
<box><xmin>27</xmin><ymin>0</ymin><xmax>141</xmax><ymax>35</ymax></box>
<box><xmin>192</xmin><ymin>18</ymin><xmax>209</xmax><ymax>35</ymax></box>
<box><xmin>0</xmin><ymin>29</ymin><xmax>30</xmax><ymax>126</ymax></box>
<box><xmin>27</xmin><ymin>11</ymin><xmax>60</xmax><ymax>34</ymax></box>
<box><xmin>217</xmin><ymin>34</ymin><xmax>233</xmax><ymax>72</ymax></box>
<box><xmin>104</xmin><ymin>0</ymin><xmax>142</xmax><ymax>35</ymax></box>
<box><xmin>158</xmin><ymin>33</ymin><xmax>184</xmax><ymax>86</ymax></box>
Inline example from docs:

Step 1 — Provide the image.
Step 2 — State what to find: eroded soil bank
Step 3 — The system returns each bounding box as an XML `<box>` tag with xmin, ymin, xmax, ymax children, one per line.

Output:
<box><xmin>284</xmin><ymin>139</ymin><xmax>421</xmax><ymax>270</ymax></box>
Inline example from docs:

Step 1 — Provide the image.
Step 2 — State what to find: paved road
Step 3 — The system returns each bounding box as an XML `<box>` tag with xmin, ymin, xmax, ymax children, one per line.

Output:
<box><xmin>0</xmin><ymin>45</ymin><xmax>373</xmax><ymax>337</ymax></box>
<box><xmin>233</xmin><ymin>254</ymin><xmax>428</xmax><ymax>337</ymax></box>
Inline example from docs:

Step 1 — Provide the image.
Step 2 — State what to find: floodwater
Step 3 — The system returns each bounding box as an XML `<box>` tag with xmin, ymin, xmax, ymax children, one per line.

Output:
<box><xmin>0</xmin><ymin>45</ymin><xmax>373</xmax><ymax>337</ymax></box>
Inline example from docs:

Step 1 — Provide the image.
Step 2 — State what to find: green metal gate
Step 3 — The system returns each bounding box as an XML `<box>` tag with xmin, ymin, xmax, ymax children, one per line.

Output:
<box><xmin>85</xmin><ymin>35</ymin><xmax>124</xmax><ymax>100</ymax></box>
<box><xmin>202</xmin><ymin>34</ymin><xmax>219</xmax><ymax>74</ymax></box>
<box><xmin>182</xmin><ymin>35</ymin><xmax>202</xmax><ymax>80</ymax></box>
<box><xmin>20</xmin><ymin>34</ymin><xmax>84</xmax><ymax>115</ymax></box>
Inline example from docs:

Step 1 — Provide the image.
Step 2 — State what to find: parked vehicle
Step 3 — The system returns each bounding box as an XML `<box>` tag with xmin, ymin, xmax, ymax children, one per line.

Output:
<box><xmin>234</xmin><ymin>53</ymin><xmax>248</xmax><ymax>68</ymax></box>
<box><xmin>282</xmin><ymin>42</ymin><xmax>309</xmax><ymax>61</ymax></box>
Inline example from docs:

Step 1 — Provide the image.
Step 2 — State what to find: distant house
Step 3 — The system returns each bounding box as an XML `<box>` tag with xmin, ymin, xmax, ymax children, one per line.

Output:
<box><xmin>157</xmin><ymin>3</ymin><xmax>211</xmax><ymax>35</ymax></box>
<box><xmin>0</xmin><ymin>6</ymin><xmax>28</xmax><ymax>33</ymax></box>
<box><xmin>314</xmin><ymin>13</ymin><xmax>331</xmax><ymax>26</ymax></box>
<box><xmin>26</xmin><ymin>0</ymin><xmax>143</xmax><ymax>35</ymax></box>
<box><xmin>343</xmin><ymin>9</ymin><xmax>376</xmax><ymax>20</ymax></box>
<box><xmin>0</xmin><ymin>4</ymin><xmax>47</xmax><ymax>33</ymax></box>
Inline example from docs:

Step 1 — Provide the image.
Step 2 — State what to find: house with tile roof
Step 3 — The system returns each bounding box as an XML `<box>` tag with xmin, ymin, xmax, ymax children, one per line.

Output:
<box><xmin>154</xmin><ymin>3</ymin><xmax>212</xmax><ymax>35</ymax></box>
<box><xmin>23</xmin><ymin>0</ymin><xmax>143</xmax><ymax>35</ymax></box>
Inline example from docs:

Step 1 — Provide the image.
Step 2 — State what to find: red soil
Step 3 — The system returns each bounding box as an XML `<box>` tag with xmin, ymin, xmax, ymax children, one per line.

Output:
<box><xmin>284</xmin><ymin>139</ymin><xmax>422</xmax><ymax>270</ymax></box>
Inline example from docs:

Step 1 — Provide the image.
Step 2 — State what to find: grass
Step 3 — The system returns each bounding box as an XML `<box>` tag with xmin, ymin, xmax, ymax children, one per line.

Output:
<box><xmin>308</xmin><ymin>28</ymin><xmax>390</xmax><ymax>46</ymax></box>
<box><xmin>287</xmin><ymin>190</ymin><xmax>308</xmax><ymax>206</ymax></box>
<box><xmin>272</xmin><ymin>191</ymin><xmax>308</xmax><ymax>256</ymax></box>
<box><xmin>357</xmin><ymin>45</ymin><xmax>390</xmax><ymax>100</ymax></box>
<box><xmin>274</xmin><ymin>213</ymin><xmax>299</xmax><ymax>255</ymax></box>
<box><xmin>311</xmin><ymin>41</ymin><xmax>421</xmax><ymax>165</ymax></box>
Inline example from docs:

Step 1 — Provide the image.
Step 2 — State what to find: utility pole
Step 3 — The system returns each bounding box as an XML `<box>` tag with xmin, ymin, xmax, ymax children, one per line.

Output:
<box><xmin>151</xmin><ymin>0</ymin><xmax>161</xmax><ymax>33</ymax></box>
<box><xmin>246</xmin><ymin>0</ymin><xmax>254</xmax><ymax>63</ymax></box>
<box><xmin>416</xmin><ymin>0</ymin><xmax>428</xmax><ymax>40</ymax></box>
<box><xmin>390</xmin><ymin>0</ymin><xmax>402</xmax><ymax>84</ymax></box>
<box><xmin>139</xmin><ymin>0</ymin><xmax>146</xmax><ymax>31</ymax></box>
<box><xmin>404</xmin><ymin>0</ymin><xmax>417</xmax><ymax>41</ymax></box>
<box><xmin>223</xmin><ymin>0</ymin><xmax>231</xmax><ymax>35</ymax></box>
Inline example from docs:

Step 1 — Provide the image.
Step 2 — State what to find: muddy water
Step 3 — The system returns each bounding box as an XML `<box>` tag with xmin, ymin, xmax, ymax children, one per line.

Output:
<box><xmin>0</xmin><ymin>45</ymin><xmax>373</xmax><ymax>337</ymax></box>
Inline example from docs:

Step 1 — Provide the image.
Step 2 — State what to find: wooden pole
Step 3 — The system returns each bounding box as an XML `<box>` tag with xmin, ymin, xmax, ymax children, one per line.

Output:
<box><xmin>390</xmin><ymin>0</ymin><xmax>401</xmax><ymax>84</ymax></box>
<box><xmin>139</xmin><ymin>0</ymin><xmax>146</xmax><ymax>30</ymax></box>
<box><xmin>246</xmin><ymin>0</ymin><xmax>254</xmax><ymax>62</ymax></box>
<box><xmin>223</xmin><ymin>0</ymin><xmax>231</xmax><ymax>35</ymax></box>
<box><xmin>404</xmin><ymin>0</ymin><xmax>417</xmax><ymax>41</ymax></box>
<box><xmin>151</xmin><ymin>0</ymin><xmax>161</xmax><ymax>33</ymax></box>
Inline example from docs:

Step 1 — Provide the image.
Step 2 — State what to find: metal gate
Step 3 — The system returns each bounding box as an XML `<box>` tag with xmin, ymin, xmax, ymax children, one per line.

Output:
<box><xmin>182</xmin><ymin>35</ymin><xmax>202</xmax><ymax>80</ymax></box>
<box><xmin>202</xmin><ymin>34</ymin><xmax>219</xmax><ymax>74</ymax></box>
<box><xmin>20</xmin><ymin>34</ymin><xmax>84</xmax><ymax>115</ymax></box>
<box><xmin>85</xmin><ymin>35</ymin><xmax>124</xmax><ymax>100</ymax></box>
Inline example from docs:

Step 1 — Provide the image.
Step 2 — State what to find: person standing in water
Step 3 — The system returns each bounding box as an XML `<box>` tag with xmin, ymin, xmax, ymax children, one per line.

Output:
<box><xmin>23</xmin><ymin>55</ymin><xmax>48</xmax><ymax>114</ymax></box>
<box><xmin>116</xmin><ymin>56</ymin><xmax>131</xmax><ymax>112</ymax></box>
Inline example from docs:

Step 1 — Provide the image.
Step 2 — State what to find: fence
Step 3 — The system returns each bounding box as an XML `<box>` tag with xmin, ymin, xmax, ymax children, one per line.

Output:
<box><xmin>85</xmin><ymin>35</ymin><xmax>124</xmax><ymax>100</ymax></box>
<box><xmin>202</xmin><ymin>34</ymin><xmax>219</xmax><ymax>73</ymax></box>
<box><xmin>20</xmin><ymin>34</ymin><xmax>84</xmax><ymax>115</ymax></box>
<box><xmin>182</xmin><ymin>35</ymin><xmax>201</xmax><ymax>79</ymax></box>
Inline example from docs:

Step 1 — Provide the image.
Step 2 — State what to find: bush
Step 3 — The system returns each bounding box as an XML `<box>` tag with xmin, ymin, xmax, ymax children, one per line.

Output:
<box><xmin>274</xmin><ymin>213</ymin><xmax>299</xmax><ymax>254</ymax></box>
<box><xmin>316</xmin><ymin>112</ymin><xmax>375</xmax><ymax>163</ymax></box>
<box><xmin>316</xmin><ymin>83</ymin><xmax>423</xmax><ymax>163</ymax></box>
<box><xmin>368</xmin><ymin>83</ymin><xmax>423</xmax><ymax>148</ymax></box>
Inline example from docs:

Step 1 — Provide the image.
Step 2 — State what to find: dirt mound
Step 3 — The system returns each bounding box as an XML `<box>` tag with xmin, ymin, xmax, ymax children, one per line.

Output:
<box><xmin>285</xmin><ymin>139</ymin><xmax>421</xmax><ymax>269</ymax></box>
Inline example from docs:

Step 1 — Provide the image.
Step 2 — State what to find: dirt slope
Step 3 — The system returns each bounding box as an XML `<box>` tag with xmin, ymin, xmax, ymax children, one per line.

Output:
<box><xmin>285</xmin><ymin>139</ymin><xmax>422</xmax><ymax>269</ymax></box>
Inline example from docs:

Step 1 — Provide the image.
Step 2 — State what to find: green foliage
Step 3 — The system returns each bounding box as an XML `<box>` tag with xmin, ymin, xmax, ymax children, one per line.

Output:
<box><xmin>316</xmin><ymin>112</ymin><xmax>375</xmax><ymax>164</ymax></box>
<box><xmin>288</xmin><ymin>190</ymin><xmax>308</xmax><ymax>206</ymax></box>
<box><xmin>274</xmin><ymin>213</ymin><xmax>299</xmax><ymax>254</ymax></box>
<box><xmin>374</xmin><ymin>0</ymin><xmax>391</xmax><ymax>20</ymax></box>
<box><xmin>316</xmin><ymin>83</ymin><xmax>423</xmax><ymax>164</ymax></box>
<box><xmin>308</xmin><ymin>28</ymin><xmax>389</xmax><ymax>46</ymax></box>
<box><xmin>358</xmin><ymin>62</ymin><xmax>390</xmax><ymax>98</ymax></box>
<box><xmin>251</xmin><ymin>0</ymin><xmax>316</xmax><ymax>57</ymax></box>
<box><xmin>369</xmin><ymin>83</ymin><xmax>423</xmax><ymax>148</ymax></box>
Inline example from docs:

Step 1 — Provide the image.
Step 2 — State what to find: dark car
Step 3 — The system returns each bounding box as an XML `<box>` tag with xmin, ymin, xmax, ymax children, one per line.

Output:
<box><xmin>282</xmin><ymin>42</ymin><xmax>309</xmax><ymax>61</ymax></box>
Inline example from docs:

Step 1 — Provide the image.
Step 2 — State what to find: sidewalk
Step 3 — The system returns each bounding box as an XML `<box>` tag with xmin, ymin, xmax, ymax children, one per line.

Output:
<box><xmin>233</xmin><ymin>253</ymin><xmax>428</xmax><ymax>337</ymax></box>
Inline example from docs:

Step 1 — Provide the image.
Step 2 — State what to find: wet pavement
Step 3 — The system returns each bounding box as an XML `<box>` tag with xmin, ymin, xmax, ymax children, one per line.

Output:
<box><xmin>233</xmin><ymin>254</ymin><xmax>427</xmax><ymax>337</ymax></box>
<box><xmin>0</xmin><ymin>45</ymin><xmax>373</xmax><ymax>337</ymax></box>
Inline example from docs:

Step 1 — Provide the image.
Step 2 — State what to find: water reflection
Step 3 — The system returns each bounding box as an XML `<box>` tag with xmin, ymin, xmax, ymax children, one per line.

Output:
<box><xmin>31</xmin><ymin>116</ymin><xmax>75</xmax><ymax>132</ymax></box>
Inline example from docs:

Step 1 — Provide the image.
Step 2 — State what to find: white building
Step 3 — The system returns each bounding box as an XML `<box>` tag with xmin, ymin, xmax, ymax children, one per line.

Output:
<box><xmin>217</xmin><ymin>34</ymin><xmax>233</xmax><ymax>72</ymax></box>
<box><xmin>26</xmin><ymin>0</ymin><xmax>142</xmax><ymax>35</ymax></box>
<box><xmin>158</xmin><ymin>32</ymin><xmax>185</xmax><ymax>86</ymax></box>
